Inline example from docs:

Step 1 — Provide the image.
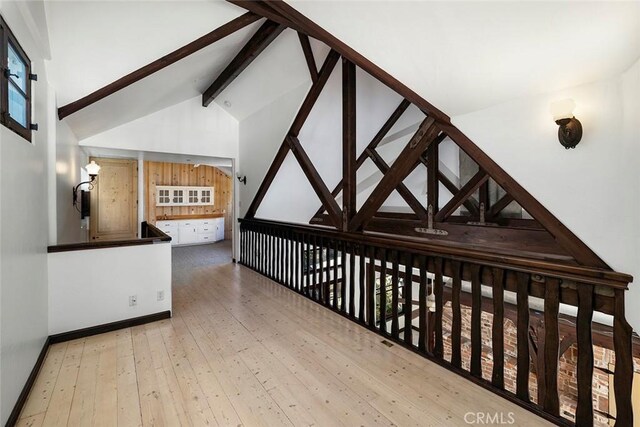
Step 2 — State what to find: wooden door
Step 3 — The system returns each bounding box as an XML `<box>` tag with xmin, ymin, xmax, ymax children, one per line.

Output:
<box><xmin>89</xmin><ymin>157</ymin><xmax>138</xmax><ymax>241</ymax></box>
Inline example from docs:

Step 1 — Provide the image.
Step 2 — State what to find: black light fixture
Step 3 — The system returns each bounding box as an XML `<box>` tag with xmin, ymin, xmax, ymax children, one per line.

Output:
<box><xmin>72</xmin><ymin>161</ymin><xmax>101</xmax><ymax>213</ymax></box>
<box><xmin>550</xmin><ymin>98</ymin><xmax>583</xmax><ymax>149</ymax></box>
<box><xmin>237</xmin><ymin>172</ymin><xmax>247</xmax><ymax>185</ymax></box>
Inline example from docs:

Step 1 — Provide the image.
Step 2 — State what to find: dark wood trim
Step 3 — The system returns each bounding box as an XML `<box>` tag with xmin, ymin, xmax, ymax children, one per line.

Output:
<box><xmin>244</xmin><ymin>49</ymin><xmax>340</xmax><ymax>219</ymax></box>
<box><xmin>426</xmin><ymin>141</ymin><xmax>438</xmax><ymax>212</ymax></box>
<box><xmin>239</xmin><ymin>218</ymin><xmax>632</xmax><ymax>288</ymax></box>
<box><xmin>244</xmin><ymin>142</ymin><xmax>291</xmax><ymax>219</ymax></box>
<box><xmin>287</xmin><ymin>136</ymin><xmax>342</xmax><ymax>228</ymax></box>
<box><xmin>313</xmin><ymin>99</ymin><xmax>411</xmax><ymax>218</ymax></box>
<box><xmin>437</xmin><ymin>171</ymin><xmax>479</xmax><ymax>215</ymax></box>
<box><xmin>435</xmin><ymin>170</ymin><xmax>489</xmax><ymax>222</ymax></box>
<box><xmin>342</xmin><ymin>59</ymin><xmax>356</xmax><ymax>231</ymax></box>
<box><xmin>487</xmin><ymin>193</ymin><xmax>515</xmax><ymax>219</ymax></box>
<box><xmin>4</xmin><ymin>337</ymin><xmax>50</xmax><ymax>427</ymax></box>
<box><xmin>49</xmin><ymin>310</ymin><xmax>172</xmax><ymax>344</ymax></box>
<box><xmin>202</xmin><ymin>20</ymin><xmax>285</xmax><ymax>107</ymax></box>
<box><xmin>6</xmin><ymin>310</ymin><xmax>170</xmax><ymax>427</ymax></box>
<box><xmin>298</xmin><ymin>33</ymin><xmax>318</xmax><ymax>82</ymax></box>
<box><xmin>440</xmin><ymin>124</ymin><xmax>609</xmax><ymax>269</ymax></box>
<box><xmin>290</xmin><ymin>49</ymin><xmax>340</xmax><ymax>136</ymax></box>
<box><xmin>0</xmin><ymin>14</ymin><xmax>33</xmax><ymax>142</ymax></box>
<box><xmin>229</xmin><ymin>0</ymin><xmax>450</xmax><ymax>124</ymax></box>
<box><xmin>365</xmin><ymin>148</ymin><xmax>429</xmax><ymax>220</ymax></box>
<box><xmin>350</xmin><ymin>118</ymin><xmax>439</xmax><ymax>230</ymax></box>
<box><xmin>58</xmin><ymin>12</ymin><xmax>261</xmax><ymax>119</ymax></box>
<box><xmin>49</xmin><ymin>223</ymin><xmax>170</xmax><ymax>253</ymax></box>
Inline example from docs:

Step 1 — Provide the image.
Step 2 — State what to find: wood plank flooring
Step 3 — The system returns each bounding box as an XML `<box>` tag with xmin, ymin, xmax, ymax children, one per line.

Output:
<box><xmin>18</xmin><ymin>245</ymin><xmax>550</xmax><ymax>426</ymax></box>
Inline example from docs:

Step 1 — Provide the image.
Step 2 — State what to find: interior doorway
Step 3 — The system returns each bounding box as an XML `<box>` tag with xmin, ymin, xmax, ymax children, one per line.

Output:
<box><xmin>89</xmin><ymin>157</ymin><xmax>138</xmax><ymax>241</ymax></box>
<box><xmin>143</xmin><ymin>160</ymin><xmax>234</xmax><ymax>267</ymax></box>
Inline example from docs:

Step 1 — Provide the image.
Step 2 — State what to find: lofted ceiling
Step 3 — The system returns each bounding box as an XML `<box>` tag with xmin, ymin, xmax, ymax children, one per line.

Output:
<box><xmin>44</xmin><ymin>1</ymin><xmax>640</xmax><ymax>139</ymax></box>
<box><xmin>287</xmin><ymin>0</ymin><xmax>640</xmax><ymax>116</ymax></box>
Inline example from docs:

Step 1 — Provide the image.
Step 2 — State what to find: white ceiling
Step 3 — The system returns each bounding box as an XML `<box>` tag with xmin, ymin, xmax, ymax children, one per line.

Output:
<box><xmin>82</xmin><ymin>145</ymin><xmax>233</xmax><ymax>169</ymax></box>
<box><xmin>44</xmin><ymin>1</ymin><xmax>640</xmax><ymax>138</ymax></box>
<box><xmin>288</xmin><ymin>0</ymin><xmax>640</xmax><ymax>116</ymax></box>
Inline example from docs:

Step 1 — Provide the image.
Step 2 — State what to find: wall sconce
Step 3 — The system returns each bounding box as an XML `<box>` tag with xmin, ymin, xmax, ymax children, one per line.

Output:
<box><xmin>72</xmin><ymin>161</ymin><xmax>101</xmax><ymax>213</ymax></box>
<box><xmin>236</xmin><ymin>172</ymin><xmax>247</xmax><ymax>185</ymax></box>
<box><xmin>550</xmin><ymin>98</ymin><xmax>583</xmax><ymax>149</ymax></box>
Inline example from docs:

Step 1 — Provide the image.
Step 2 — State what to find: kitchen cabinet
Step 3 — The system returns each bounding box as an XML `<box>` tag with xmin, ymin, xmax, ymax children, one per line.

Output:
<box><xmin>156</xmin><ymin>218</ymin><xmax>224</xmax><ymax>246</ymax></box>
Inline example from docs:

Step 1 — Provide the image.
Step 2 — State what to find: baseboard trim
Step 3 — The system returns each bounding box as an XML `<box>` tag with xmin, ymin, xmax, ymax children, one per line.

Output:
<box><xmin>5</xmin><ymin>337</ymin><xmax>50</xmax><ymax>427</ymax></box>
<box><xmin>49</xmin><ymin>310</ymin><xmax>171</xmax><ymax>344</ymax></box>
<box><xmin>6</xmin><ymin>310</ymin><xmax>171</xmax><ymax>426</ymax></box>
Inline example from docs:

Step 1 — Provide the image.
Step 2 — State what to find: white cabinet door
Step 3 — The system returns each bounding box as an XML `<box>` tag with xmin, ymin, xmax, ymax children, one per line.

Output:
<box><xmin>179</xmin><ymin>226</ymin><xmax>197</xmax><ymax>244</ymax></box>
<box><xmin>215</xmin><ymin>218</ymin><xmax>224</xmax><ymax>242</ymax></box>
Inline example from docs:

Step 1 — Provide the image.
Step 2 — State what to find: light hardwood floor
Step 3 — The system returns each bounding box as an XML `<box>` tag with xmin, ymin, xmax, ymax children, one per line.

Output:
<box><xmin>17</xmin><ymin>249</ymin><xmax>550</xmax><ymax>426</ymax></box>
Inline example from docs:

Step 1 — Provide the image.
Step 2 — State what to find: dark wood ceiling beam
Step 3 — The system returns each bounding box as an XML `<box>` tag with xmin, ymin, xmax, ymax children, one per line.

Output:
<box><xmin>202</xmin><ymin>20</ymin><xmax>286</xmax><ymax>107</ymax></box>
<box><xmin>440</xmin><ymin>123</ymin><xmax>608</xmax><ymax>268</ymax></box>
<box><xmin>366</xmin><ymin>149</ymin><xmax>428</xmax><ymax>221</ymax></box>
<box><xmin>287</xmin><ymin>136</ymin><xmax>343</xmax><ymax>228</ymax></box>
<box><xmin>58</xmin><ymin>12</ymin><xmax>261</xmax><ymax>120</ymax></box>
<box><xmin>437</xmin><ymin>171</ymin><xmax>479</xmax><ymax>216</ymax></box>
<box><xmin>290</xmin><ymin>49</ymin><xmax>340</xmax><ymax>137</ymax></box>
<box><xmin>349</xmin><ymin>118</ymin><xmax>440</xmax><ymax>230</ymax></box>
<box><xmin>298</xmin><ymin>33</ymin><xmax>319</xmax><ymax>82</ymax></box>
<box><xmin>342</xmin><ymin>59</ymin><xmax>357</xmax><ymax>231</ymax></box>
<box><xmin>255</xmin><ymin>1</ymin><xmax>451</xmax><ymax>124</ymax></box>
<box><xmin>435</xmin><ymin>170</ymin><xmax>489</xmax><ymax>222</ymax></box>
<box><xmin>227</xmin><ymin>0</ymin><xmax>302</xmax><ymax>32</ymax></box>
<box><xmin>244</xmin><ymin>48</ymin><xmax>340</xmax><ymax>219</ymax></box>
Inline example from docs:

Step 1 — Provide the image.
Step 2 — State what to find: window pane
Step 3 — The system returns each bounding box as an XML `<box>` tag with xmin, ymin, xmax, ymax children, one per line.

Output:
<box><xmin>8</xmin><ymin>43</ymin><xmax>27</xmax><ymax>92</ymax></box>
<box><xmin>8</xmin><ymin>84</ymin><xmax>27</xmax><ymax>127</ymax></box>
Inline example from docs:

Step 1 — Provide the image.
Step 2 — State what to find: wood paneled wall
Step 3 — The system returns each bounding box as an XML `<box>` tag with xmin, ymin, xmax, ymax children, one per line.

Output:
<box><xmin>144</xmin><ymin>162</ymin><xmax>233</xmax><ymax>238</ymax></box>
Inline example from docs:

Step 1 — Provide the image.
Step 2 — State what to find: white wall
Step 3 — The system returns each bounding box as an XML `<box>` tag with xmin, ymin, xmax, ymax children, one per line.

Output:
<box><xmin>54</xmin><ymin>119</ymin><xmax>87</xmax><ymax>244</ymax></box>
<box><xmin>0</xmin><ymin>2</ymin><xmax>51</xmax><ymax>423</ymax></box>
<box><xmin>621</xmin><ymin>57</ymin><xmax>640</xmax><ymax>328</ymax></box>
<box><xmin>48</xmin><ymin>243</ymin><xmax>172</xmax><ymax>335</ymax></box>
<box><xmin>451</xmin><ymin>69</ymin><xmax>639</xmax><ymax>321</ymax></box>
<box><xmin>239</xmin><ymin>82</ymin><xmax>310</xmax><ymax>218</ymax></box>
<box><xmin>80</xmin><ymin>95</ymin><xmax>239</xmax><ymax>160</ymax></box>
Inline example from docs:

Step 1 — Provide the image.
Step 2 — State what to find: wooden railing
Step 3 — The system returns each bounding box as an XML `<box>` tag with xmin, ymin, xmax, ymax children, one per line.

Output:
<box><xmin>239</xmin><ymin>218</ymin><xmax>634</xmax><ymax>426</ymax></box>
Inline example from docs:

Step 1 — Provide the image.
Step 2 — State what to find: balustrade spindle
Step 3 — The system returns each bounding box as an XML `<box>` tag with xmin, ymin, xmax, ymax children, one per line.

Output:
<box><xmin>491</xmin><ymin>268</ymin><xmax>505</xmax><ymax>389</ymax></box>
<box><xmin>391</xmin><ymin>250</ymin><xmax>400</xmax><ymax>339</ymax></box>
<box><xmin>470</xmin><ymin>264</ymin><xmax>482</xmax><ymax>378</ymax></box>
<box><xmin>380</xmin><ymin>248</ymin><xmax>388</xmax><ymax>335</ymax></box>
<box><xmin>451</xmin><ymin>260</ymin><xmax>462</xmax><ymax>369</ymax></box>
<box><xmin>543</xmin><ymin>277</ymin><xmax>560</xmax><ymax>416</ymax></box>
<box><xmin>576</xmin><ymin>284</ymin><xmax>594</xmax><ymax>425</ymax></box>
<box><xmin>516</xmin><ymin>272</ymin><xmax>531</xmax><ymax>402</ymax></box>
<box><xmin>418</xmin><ymin>256</ymin><xmax>428</xmax><ymax>353</ymax></box>
<box><xmin>348</xmin><ymin>243</ymin><xmax>355</xmax><ymax>317</ymax></box>
<box><xmin>433</xmin><ymin>257</ymin><xmax>444</xmax><ymax>359</ymax></box>
<box><xmin>403</xmin><ymin>252</ymin><xmax>413</xmax><ymax>346</ymax></box>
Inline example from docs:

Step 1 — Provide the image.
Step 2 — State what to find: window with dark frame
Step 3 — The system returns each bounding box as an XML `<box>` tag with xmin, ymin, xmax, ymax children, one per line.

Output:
<box><xmin>0</xmin><ymin>15</ymin><xmax>33</xmax><ymax>142</ymax></box>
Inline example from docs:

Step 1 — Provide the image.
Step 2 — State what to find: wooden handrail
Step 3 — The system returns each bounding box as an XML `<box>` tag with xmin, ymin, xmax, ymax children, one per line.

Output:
<box><xmin>238</xmin><ymin>217</ymin><xmax>634</xmax><ymax>426</ymax></box>
<box><xmin>238</xmin><ymin>218</ymin><xmax>632</xmax><ymax>289</ymax></box>
<box><xmin>48</xmin><ymin>222</ymin><xmax>171</xmax><ymax>253</ymax></box>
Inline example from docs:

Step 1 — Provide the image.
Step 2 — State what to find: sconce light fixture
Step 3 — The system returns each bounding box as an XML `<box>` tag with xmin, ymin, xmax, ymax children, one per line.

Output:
<box><xmin>236</xmin><ymin>172</ymin><xmax>247</xmax><ymax>185</ymax></box>
<box><xmin>550</xmin><ymin>98</ymin><xmax>582</xmax><ymax>149</ymax></box>
<box><xmin>72</xmin><ymin>161</ymin><xmax>101</xmax><ymax>211</ymax></box>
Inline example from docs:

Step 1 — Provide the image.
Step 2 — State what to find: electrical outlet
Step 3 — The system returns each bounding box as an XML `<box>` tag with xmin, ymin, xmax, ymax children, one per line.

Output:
<box><xmin>157</xmin><ymin>290</ymin><xmax>165</xmax><ymax>301</ymax></box>
<box><xmin>129</xmin><ymin>295</ymin><xmax>137</xmax><ymax>307</ymax></box>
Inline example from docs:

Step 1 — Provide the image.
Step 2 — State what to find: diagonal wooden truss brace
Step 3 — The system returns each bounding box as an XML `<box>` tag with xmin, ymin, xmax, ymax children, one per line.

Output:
<box><xmin>243</xmin><ymin>49</ymin><xmax>340</xmax><ymax>219</ymax></box>
<box><xmin>232</xmin><ymin>0</ymin><xmax>609</xmax><ymax>268</ymax></box>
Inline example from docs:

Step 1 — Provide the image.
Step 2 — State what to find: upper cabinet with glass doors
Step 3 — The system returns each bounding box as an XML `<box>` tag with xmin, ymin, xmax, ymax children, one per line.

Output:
<box><xmin>156</xmin><ymin>186</ymin><xmax>214</xmax><ymax>207</ymax></box>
